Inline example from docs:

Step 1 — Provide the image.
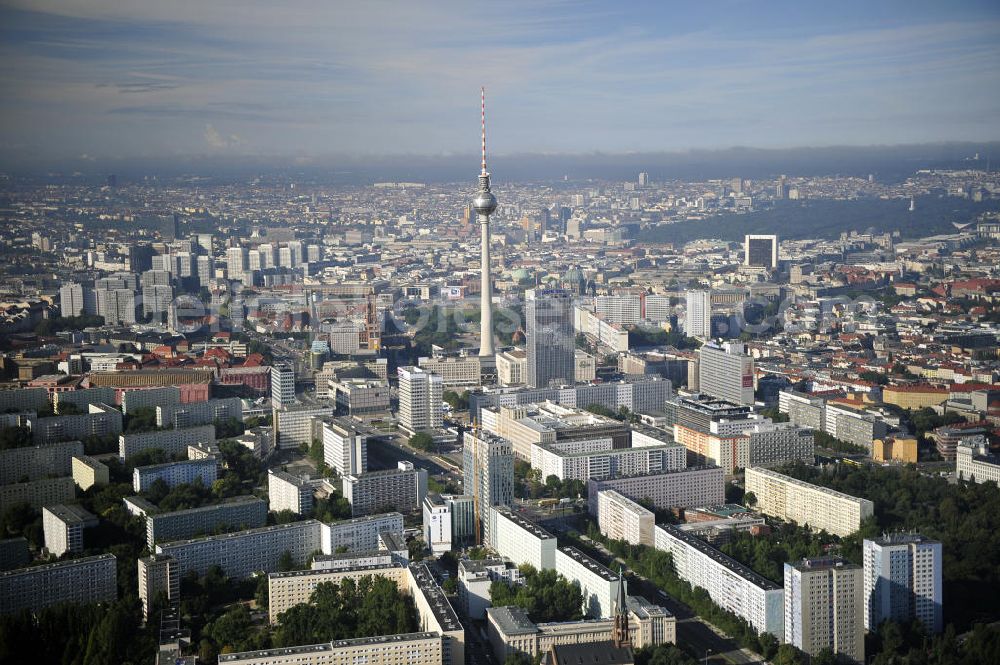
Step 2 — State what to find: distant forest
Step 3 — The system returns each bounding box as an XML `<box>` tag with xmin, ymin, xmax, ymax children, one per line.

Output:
<box><xmin>638</xmin><ymin>196</ymin><xmax>1000</xmax><ymax>245</ymax></box>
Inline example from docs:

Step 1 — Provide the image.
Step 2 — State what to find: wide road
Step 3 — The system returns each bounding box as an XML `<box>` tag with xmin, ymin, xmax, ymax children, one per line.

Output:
<box><xmin>537</xmin><ymin>513</ymin><xmax>764</xmax><ymax>665</ymax></box>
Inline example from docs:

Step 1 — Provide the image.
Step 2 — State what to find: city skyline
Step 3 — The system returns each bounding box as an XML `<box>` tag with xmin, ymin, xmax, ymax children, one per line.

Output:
<box><xmin>1</xmin><ymin>1</ymin><xmax>1000</xmax><ymax>169</ymax></box>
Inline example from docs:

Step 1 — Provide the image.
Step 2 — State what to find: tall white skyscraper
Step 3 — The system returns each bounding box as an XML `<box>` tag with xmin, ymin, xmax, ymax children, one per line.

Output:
<box><xmin>525</xmin><ymin>288</ymin><xmax>575</xmax><ymax>389</ymax></box>
<box><xmin>698</xmin><ymin>341</ymin><xmax>755</xmax><ymax>406</ymax></box>
<box><xmin>398</xmin><ymin>366</ymin><xmax>443</xmax><ymax>432</ymax></box>
<box><xmin>863</xmin><ymin>534</ymin><xmax>942</xmax><ymax>634</ymax></box>
<box><xmin>638</xmin><ymin>172</ymin><xmax>649</xmax><ymax>187</ymax></box>
<box><xmin>462</xmin><ymin>430</ymin><xmax>513</xmax><ymax>547</ymax></box>
<box><xmin>271</xmin><ymin>363</ymin><xmax>295</xmax><ymax>409</ymax></box>
<box><xmin>784</xmin><ymin>557</ymin><xmax>864</xmax><ymax>664</ymax></box>
<box><xmin>684</xmin><ymin>290</ymin><xmax>712</xmax><ymax>338</ymax></box>
<box><xmin>474</xmin><ymin>87</ymin><xmax>498</xmax><ymax>358</ymax></box>
<box><xmin>320</xmin><ymin>418</ymin><xmax>368</xmax><ymax>476</ymax></box>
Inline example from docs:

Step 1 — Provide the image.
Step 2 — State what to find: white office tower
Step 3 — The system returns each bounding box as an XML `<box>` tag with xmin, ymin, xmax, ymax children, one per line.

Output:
<box><xmin>744</xmin><ymin>234</ymin><xmax>778</xmax><ymax>269</ymax></box>
<box><xmin>684</xmin><ymin>290</ymin><xmax>712</xmax><ymax>338</ymax></box>
<box><xmin>226</xmin><ymin>246</ymin><xmax>246</xmax><ymax>279</ymax></box>
<box><xmin>698</xmin><ymin>342</ymin><xmax>755</xmax><ymax>406</ymax></box>
<box><xmin>423</xmin><ymin>493</ymin><xmax>452</xmax><ymax>555</ymax></box>
<box><xmin>398</xmin><ymin>366</ymin><xmax>443</xmax><ymax>432</ymax></box>
<box><xmin>784</xmin><ymin>557</ymin><xmax>864</xmax><ymax>664</ymax></box>
<box><xmin>271</xmin><ymin>363</ymin><xmax>295</xmax><ymax>409</ymax></box>
<box><xmin>320</xmin><ymin>418</ymin><xmax>368</xmax><ymax>476</ymax></box>
<box><xmin>525</xmin><ymin>288</ymin><xmax>575</xmax><ymax>389</ymax></box>
<box><xmin>60</xmin><ymin>282</ymin><xmax>86</xmax><ymax>317</ymax></box>
<box><xmin>638</xmin><ymin>172</ymin><xmax>649</xmax><ymax>187</ymax></box>
<box><xmin>474</xmin><ymin>87</ymin><xmax>498</xmax><ymax>358</ymax></box>
<box><xmin>462</xmin><ymin>430</ymin><xmax>514</xmax><ymax>547</ymax></box>
<box><xmin>863</xmin><ymin>534</ymin><xmax>942</xmax><ymax>634</ymax></box>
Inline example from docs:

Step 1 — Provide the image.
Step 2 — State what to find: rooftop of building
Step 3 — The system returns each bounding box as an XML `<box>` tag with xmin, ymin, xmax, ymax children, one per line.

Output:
<box><xmin>156</xmin><ymin>519</ymin><xmax>321</xmax><ymax>548</ymax></box>
<box><xmin>0</xmin><ymin>553</ymin><xmax>116</xmax><ymax>578</ymax></box>
<box><xmin>134</xmin><ymin>456</ymin><xmax>216</xmax><ymax>474</ymax></box>
<box><xmin>548</xmin><ymin>642</ymin><xmax>634</xmax><ymax>665</ymax></box>
<box><xmin>656</xmin><ymin>524</ymin><xmax>780</xmax><ymax>591</ymax></box>
<box><xmin>493</xmin><ymin>506</ymin><xmax>557</xmax><ymax>541</ymax></box>
<box><xmin>268</xmin><ymin>468</ymin><xmax>312</xmax><ymax>487</ymax></box>
<box><xmin>219</xmin><ymin>632</ymin><xmax>440</xmax><ymax>663</ymax></box>
<box><xmin>869</xmin><ymin>533</ymin><xmax>940</xmax><ymax>547</ymax></box>
<box><xmin>557</xmin><ymin>546</ymin><xmax>619</xmax><ymax>582</ymax></box>
<box><xmin>787</xmin><ymin>556</ymin><xmax>861</xmax><ymax>572</ymax></box>
<box><xmin>487</xmin><ymin>605</ymin><xmax>538</xmax><ymax>635</ymax></box>
<box><xmin>43</xmin><ymin>503</ymin><xmax>97</xmax><ymax>525</ymax></box>
<box><xmin>588</xmin><ymin>464</ymin><xmax>722</xmax><ymax>483</ymax></box>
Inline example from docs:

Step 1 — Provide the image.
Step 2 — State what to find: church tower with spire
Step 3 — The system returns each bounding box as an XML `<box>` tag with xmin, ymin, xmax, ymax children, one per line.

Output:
<box><xmin>612</xmin><ymin>567</ymin><xmax>632</xmax><ymax>649</ymax></box>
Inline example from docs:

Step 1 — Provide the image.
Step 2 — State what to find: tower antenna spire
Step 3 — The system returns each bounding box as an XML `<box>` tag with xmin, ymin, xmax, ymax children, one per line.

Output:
<box><xmin>481</xmin><ymin>86</ymin><xmax>488</xmax><ymax>176</ymax></box>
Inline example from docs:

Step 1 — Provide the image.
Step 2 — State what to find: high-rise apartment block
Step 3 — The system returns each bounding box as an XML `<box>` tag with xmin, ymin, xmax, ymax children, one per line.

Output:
<box><xmin>42</xmin><ymin>504</ymin><xmax>98</xmax><ymax>557</ymax></box>
<box><xmin>698</xmin><ymin>342</ymin><xmax>755</xmax><ymax>406</ymax></box>
<box><xmin>271</xmin><ymin>363</ymin><xmax>295</xmax><ymax>408</ymax></box>
<box><xmin>525</xmin><ymin>289</ymin><xmax>575</xmax><ymax>389</ymax></box>
<box><xmin>684</xmin><ymin>290</ymin><xmax>712</xmax><ymax>338</ymax></box>
<box><xmin>784</xmin><ymin>557</ymin><xmax>864</xmax><ymax>663</ymax></box>
<box><xmin>133</xmin><ymin>457</ymin><xmax>218</xmax><ymax>493</ymax></box>
<box><xmin>863</xmin><ymin>534</ymin><xmax>942</xmax><ymax>633</ymax></box>
<box><xmin>138</xmin><ymin>554</ymin><xmax>179</xmax><ymax>621</ymax></box>
<box><xmin>319</xmin><ymin>417</ymin><xmax>368</xmax><ymax>476</ymax></box>
<box><xmin>0</xmin><ymin>554</ymin><xmax>117</xmax><ymax>615</ymax></box>
<box><xmin>398</xmin><ymin>366</ymin><xmax>443</xmax><ymax>432</ymax></box>
<box><xmin>342</xmin><ymin>461</ymin><xmax>428</xmax><ymax>516</ymax></box>
<box><xmin>586</xmin><ymin>465</ymin><xmax>725</xmax><ymax>513</ymax></box>
<box><xmin>267</xmin><ymin>469</ymin><xmax>315</xmax><ymax>515</ymax></box>
<box><xmin>746</xmin><ymin>467</ymin><xmax>874</xmax><ymax>537</ymax></box>
<box><xmin>462</xmin><ymin>431</ymin><xmax>514</xmax><ymax>547</ymax></box>
<box><xmin>595</xmin><ymin>489</ymin><xmax>654</xmax><ymax>546</ymax></box>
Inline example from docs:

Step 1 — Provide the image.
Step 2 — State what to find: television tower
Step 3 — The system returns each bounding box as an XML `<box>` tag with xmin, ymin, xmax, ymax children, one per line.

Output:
<box><xmin>474</xmin><ymin>87</ymin><xmax>498</xmax><ymax>357</ymax></box>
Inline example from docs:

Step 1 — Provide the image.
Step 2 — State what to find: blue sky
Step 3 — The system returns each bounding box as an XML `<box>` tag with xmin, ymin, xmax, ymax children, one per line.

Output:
<box><xmin>1</xmin><ymin>0</ymin><xmax>999</xmax><ymax>165</ymax></box>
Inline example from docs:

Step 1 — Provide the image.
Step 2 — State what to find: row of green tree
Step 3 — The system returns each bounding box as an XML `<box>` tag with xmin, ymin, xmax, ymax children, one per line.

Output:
<box><xmin>0</xmin><ymin>598</ymin><xmax>155</xmax><ymax>665</ymax></box>
<box><xmin>513</xmin><ymin>461</ymin><xmax>588</xmax><ymax>500</ymax></box>
<box><xmin>489</xmin><ymin>565</ymin><xmax>585</xmax><ymax>622</ymax></box>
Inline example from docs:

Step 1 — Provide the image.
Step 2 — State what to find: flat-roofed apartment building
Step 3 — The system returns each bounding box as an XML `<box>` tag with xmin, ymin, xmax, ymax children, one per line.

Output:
<box><xmin>595</xmin><ymin>489</ymin><xmax>654</xmax><ymax>546</ymax></box>
<box><xmin>124</xmin><ymin>495</ymin><xmax>268</xmax><ymax>548</ymax></box>
<box><xmin>318</xmin><ymin>417</ymin><xmax>368</xmax><ymax>476</ymax></box>
<box><xmin>784</xmin><ymin>557</ymin><xmax>864</xmax><ymax>664</ymax></box>
<box><xmin>586</xmin><ymin>465</ymin><xmax>725</xmax><ymax>514</ymax></box>
<box><xmin>0</xmin><ymin>440</ymin><xmax>84</xmax><ymax>484</ymax></box>
<box><xmin>746</xmin><ymin>467</ymin><xmax>874</xmax><ymax>537</ymax></box>
<box><xmin>268</xmin><ymin>469</ymin><xmax>314</xmax><ymax>515</ymax></box>
<box><xmin>0</xmin><ymin>476</ymin><xmax>76</xmax><ymax>512</ymax></box>
<box><xmin>490</xmin><ymin>505</ymin><xmax>558</xmax><ymax>572</ymax></box>
<box><xmin>418</xmin><ymin>354</ymin><xmax>482</xmax><ymax>389</ymax></box>
<box><xmin>119</xmin><ymin>424</ymin><xmax>216</xmax><ymax>460</ymax></box>
<box><xmin>554</xmin><ymin>546</ymin><xmax>621</xmax><ymax>619</ymax></box>
<box><xmin>0</xmin><ymin>554</ymin><xmax>117</xmax><ymax>615</ymax></box>
<box><xmin>263</xmin><ymin>562</ymin><xmax>464</xmax><ymax>665</ymax></box>
<box><xmin>342</xmin><ymin>461</ymin><xmax>428</xmax><ymax>516</ymax></box>
<box><xmin>220</xmin><ymin>632</ymin><xmax>443</xmax><ymax>665</ymax></box>
<box><xmin>133</xmin><ymin>457</ymin><xmax>217</xmax><ymax>492</ymax></box>
<box><xmin>654</xmin><ymin>523</ymin><xmax>783</xmax><ymax>637</ymax></box>
<box><xmin>27</xmin><ymin>403</ymin><xmax>123</xmax><ymax>444</ymax></box>
<box><xmin>71</xmin><ymin>454</ymin><xmax>109</xmax><ymax>490</ymax></box>
<box><xmin>155</xmin><ymin>397</ymin><xmax>243</xmax><ymax>429</ymax></box>
<box><xmin>42</xmin><ymin>503</ymin><xmax>98</xmax><ymax>556</ymax></box>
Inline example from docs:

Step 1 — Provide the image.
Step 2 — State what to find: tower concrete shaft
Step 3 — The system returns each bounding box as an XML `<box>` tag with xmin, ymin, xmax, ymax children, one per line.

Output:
<box><xmin>479</xmin><ymin>209</ymin><xmax>494</xmax><ymax>356</ymax></box>
<box><xmin>473</xmin><ymin>87</ymin><xmax>498</xmax><ymax>358</ymax></box>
